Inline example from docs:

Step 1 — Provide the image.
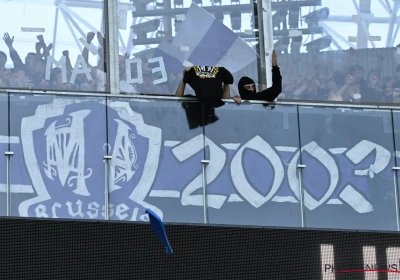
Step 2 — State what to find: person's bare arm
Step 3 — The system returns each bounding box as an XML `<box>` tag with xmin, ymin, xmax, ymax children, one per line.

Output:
<box><xmin>222</xmin><ymin>84</ymin><xmax>230</xmax><ymax>99</ymax></box>
<box><xmin>3</xmin><ymin>33</ymin><xmax>24</xmax><ymax>68</ymax></box>
<box><xmin>329</xmin><ymin>76</ymin><xmax>352</xmax><ymax>101</ymax></box>
<box><xmin>292</xmin><ymin>83</ymin><xmax>308</xmax><ymax>96</ymax></box>
<box><xmin>175</xmin><ymin>79</ymin><xmax>186</xmax><ymax>97</ymax></box>
<box><xmin>336</xmin><ymin>75</ymin><xmax>353</xmax><ymax>96</ymax></box>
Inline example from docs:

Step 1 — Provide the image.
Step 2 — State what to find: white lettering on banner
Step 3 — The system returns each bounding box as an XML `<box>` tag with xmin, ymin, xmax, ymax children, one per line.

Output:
<box><xmin>147</xmin><ymin>57</ymin><xmax>168</xmax><ymax>85</ymax></box>
<box><xmin>43</xmin><ymin>110</ymin><xmax>92</xmax><ymax>196</ymax></box>
<box><xmin>13</xmin><ymin>99</ymin><xmax>396</xmax><ymax>220</ymax></box>
<box><xmin>108</xmin><ymin>102</ymin><xmax>163</xmax><ymax>220</ymax></box>
<box><xmin>172</xmin><ymin>135</ymin><xmax>227</xmax><ymax>209</ymax></box>
<box><xmin>35</xmin><ymin>204</ymin><xmax>48</xmax><ymax>218</ymax></box>
<box><xmin>125</xmin><ymin>58</ymin><xmax>143</xmax><ymax>84</ymax></box>
<box><xmin>231</xmin><ymin>136</ymin><xmax>284</xmax><ymax>208</ymax></box>
<box><xmin>339</xmin><ymin>185</ymin><xmax>373</xmax><ymax>213</ymax></box>
<box><xmin>44</xmin><ymin>55</ymin><xmax>168</xmax><ymax>86</ymax></box>
<box><xmin>20</xmin><ymin>100</ymin><xmax>163</xmax><ymax>221</ymax></box>
<box><xmin>109</xmin><ymin>119</ymin><xmax>139</xmax><ymax>192</ymax></box>
<box><xmin>34</xmin><ymin>201</ymin><xmax>148</xmax><ymax>221</ymax></box>
<box><xmin>70</xmin><ymin>55</ymin><xmax>93</xmax><ymax>84</ymax></box>
<box><xmin>172</xmin><ymin>137</ymin><xmax>389</xmax><ymax>213</ymax></box>
<box><xmin>346</xmin><ymin>140</ymin><xmax>391</xmax><ymax>178</ymax></box>
<box><xmin>45</xmin><ymin>56</ymin><xmax>68</xmax><ymax>83</ymax></box>
<box><xmin>116</xmin><ymin>203</ymin><xmax>129</xmax><ymax>220</ymax></box>
<box><xmin>87</xmin><ymin>202</ymin><xmax>100</xmax><ymax>219</ymax></box>
<box><xmin>45</xmin><ymin>55</ymin><xmax>94</xmax><ymax>84</ymax></box>
<box><xmin>15</xmin><ymin>135</ymin><xmax>392</xmax><ymax>218</ymax></box>
<box><xmin>51</xmin><ymin>202</ymin><xmax>61</xmax><ymax>218</ymax></box>
<box><xmin>287</xmin><ymin>141</ymin><xmax>339</xmax><ymax>211</ymax></box>
<box><xmin>66</xmin><ymin>200</ymin><xmax>84</xmax><ymax>218</ymax></box>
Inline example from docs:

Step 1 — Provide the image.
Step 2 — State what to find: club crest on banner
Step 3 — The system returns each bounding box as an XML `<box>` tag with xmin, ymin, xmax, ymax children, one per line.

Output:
<box><xmin>20</xmin><ymin>99</ymin><xmax>162</xmax><ymax>221</ymax></box>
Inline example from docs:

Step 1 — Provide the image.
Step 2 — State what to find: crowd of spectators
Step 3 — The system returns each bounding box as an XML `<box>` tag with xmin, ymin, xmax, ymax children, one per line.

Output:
<box><xmin>0</xmin><ymin>32</ymin><xmax>106</xmax><ymax>92</ymax></box>
<box><xmin>277</xmin><ymin>48</ymin><xmax>400</xmax><ymax>103</ymax></box>
<box><xmin>2</xmin><ymin>31</ymin><xmax>400</xmax><ymax>104</ymax></box>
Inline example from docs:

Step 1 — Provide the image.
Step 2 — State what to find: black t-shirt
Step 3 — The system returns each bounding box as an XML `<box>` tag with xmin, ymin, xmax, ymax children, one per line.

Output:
<box><xmin>183</xmin><ymin>66</ymin><xmax>234</xmax><ymax>107</ymax></box>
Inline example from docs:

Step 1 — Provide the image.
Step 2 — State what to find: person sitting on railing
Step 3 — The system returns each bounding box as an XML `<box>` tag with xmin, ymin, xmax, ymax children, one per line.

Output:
<box><xmin>234</xmin><ymin>50</ymin><xmax>282</xmax><ymax>103</ymax></box>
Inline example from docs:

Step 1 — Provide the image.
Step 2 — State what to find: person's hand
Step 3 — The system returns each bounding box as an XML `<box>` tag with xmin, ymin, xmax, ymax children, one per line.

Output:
<box><xmin>62</xmin><ymin>50</ymin><xmax>69</xmax><ymax>57</ymax></box>
<box><xmin>97</xmin><ymin>32</ymin><xmax>105</xmax><ymax>46</ymax></box>
<box><xmin>46</xmin><ymin>43</ymin><xmax>53</xmax><ymax>52</ymax></box>
<box><xmin>87</xmin><ymin>32</ymin><xmax>95</xmax><ymax>43</ymax></box>
<box><xmin>3</xmin><ymin>33</ymin><xmax>14</xmax><ymax>47</ymax></box>
<box><xmin>35</xmin><ymin>42</ymin><xmax>42</xmax><ymax>52</ymax></box>
<box><xmin>272</xmin><ymin>50</ymin><xmax>277</xmax><ymax>66</ymax></box>
<box><xmin>182</xmin><ymin>67</ymin><xmax>191</xmax><ymax>76</ymax></box>
<box><xmin>329</xmin><ymin>92</ymin><xmax>343</xmax><ymax>101</ymax></box>
<box><xmin>345</xmin><ymin>74</ymin><xmax>354</xmax><ymax>85</ymax></box>
<box><xmin>232</xmin><ymin>96</ymin><xmax>241</xmax><ymax>104</ymax></box>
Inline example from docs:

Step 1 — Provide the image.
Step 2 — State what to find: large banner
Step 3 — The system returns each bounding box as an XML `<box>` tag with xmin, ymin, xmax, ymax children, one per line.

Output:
<box><xmin>2</xmin><ymin>94</ymin><xmax>399</xmax><ymax>231</ymax></box>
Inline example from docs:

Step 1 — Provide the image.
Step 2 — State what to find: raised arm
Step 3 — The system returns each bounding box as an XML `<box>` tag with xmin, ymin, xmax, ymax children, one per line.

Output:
<box><xmin>257</xmin><ymin>50</ymin><xmax>282</xmax><ymax>101</ymax></box>
<box><xmin>3</xmin><ymin>33</ymin><xmax>23</xmax><ymax>68</ymax></box>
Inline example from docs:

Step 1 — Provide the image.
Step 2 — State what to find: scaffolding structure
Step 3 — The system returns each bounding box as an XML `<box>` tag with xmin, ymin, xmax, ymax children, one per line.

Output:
<box><xmin>55</xmin><ymin>0</ymin><xmax>400</xmax><ymax>55</ymax></box>
<box><xmin>43</xmin><ymin>0</ymin><xmax>400</xmax><ymax>89</ymax></box>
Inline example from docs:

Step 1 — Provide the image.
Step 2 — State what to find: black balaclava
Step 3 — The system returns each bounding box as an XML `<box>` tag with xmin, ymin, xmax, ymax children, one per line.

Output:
<box><xmin>238</xmin><ymin>76</ymin><xmax>256</xmax><ymax>96</ymax></box>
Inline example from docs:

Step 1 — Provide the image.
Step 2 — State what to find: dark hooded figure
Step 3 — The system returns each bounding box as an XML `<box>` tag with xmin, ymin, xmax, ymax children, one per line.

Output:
<box><xmin>237</xmin><ymin>50</ymin><xmax>282</xmax><ymax>102</ymax></box>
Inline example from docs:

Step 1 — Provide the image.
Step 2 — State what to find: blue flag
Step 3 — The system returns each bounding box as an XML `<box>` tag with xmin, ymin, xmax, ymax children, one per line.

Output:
<box><xmin>146</xmin><ymin>208</ymin><xmax>173</xmax><ymax>254</ymax></box>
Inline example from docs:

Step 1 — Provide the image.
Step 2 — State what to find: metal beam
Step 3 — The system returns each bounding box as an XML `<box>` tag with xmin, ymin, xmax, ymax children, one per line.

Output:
<box><xmin>130</xmin><ymin>1</ymin><xmax>321</xmax><ymax>17</ymax></box>
<box><xmin>126</xmin><ymin>18</ymin><xmax>141</xmax><ymax>56</ymax></box>
<box><xmin>353</xmin><ymin>0</ymin><xmax>374</xmax><ymax>49</ymax></box>
<box><xmin>64</xmin><ymin>0</ymin><xmax>321</xmax><ymax>11</ymax></box>
<box><xmin>61</xmin><ymin>7</ymin><xmax>87</xmax><ymax>42</ymax></box>
<box><xmin>378</xmin><ymin>0</ymin><xmax>391</xmax><ymax>14</ymax></box>
<box><xmin>387</xmin><ymin>0</ymin><xmax>400</xmax><ymax>47</ymax></box>
<box><xmin>51</xmin><ymin>7</ymin><xmax>59</xmax><ymax>57</ymax></box>
<box><xmin>322</xmin><ymin>29</ymin><xmax>342</xmax><ymax>50</ymax></box>
<box><xmin>325</xmin><ymin>15</ymin><xmax>399</xmax><ymax>24</ymax></box>
<box><xmin>319</xmin><ymin>22</ymin><xmax>356</xmax><ymax>49</ymax></box>
<box><xmin>132</xmin><ymin>28</ymin><xmax>323</xmax><ymax>45</ymax></box>
<box><xmin>257</xmin><ymin>0</ymin><xmax>267</xmax><ymax>88</ymax></box>
<box><xmin>132</xmin><ymin>4</ymin><xmax>252</xmax><ymax>17</ymax></box>
<box><xmin>384</xmin><ymin>0</ymin><xmax>393</xmax><ymax>12</ymax></box>
<box><xmin>106</xmin><ymin>0</ymin><xmax>121</xmax><ymax>94</ymax></box>
<box><xmin>60</xmin><ymin>9</ymin><xmax>84</xmax><ymax>53</ymax></box>
<box><xmin>391</xmin><ymin>21</ymin><xmax>400</xmax><ymax>46</ymax></box>
<box><xmin>263</xmin><ymin>0</ymin><xmax>274</xmax><ymax>89</ymax></box>
<box><xmin>59</xmin><ymin>3</ymin><xmax>101</xmax><ymax>34</ymax></box>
